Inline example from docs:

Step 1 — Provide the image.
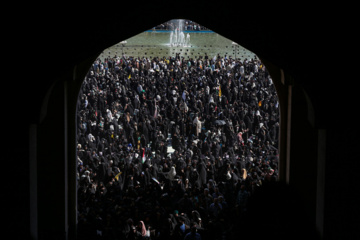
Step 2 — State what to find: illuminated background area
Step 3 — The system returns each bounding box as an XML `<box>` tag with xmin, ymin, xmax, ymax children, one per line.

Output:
<box><xmin>98</xmin><ymin>19</ymin><xmax>256</xmax><ymax>61</ymax></box>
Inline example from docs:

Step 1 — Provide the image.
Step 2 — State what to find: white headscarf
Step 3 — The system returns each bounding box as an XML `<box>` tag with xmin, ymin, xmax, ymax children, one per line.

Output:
<box><xmin>168</xmin><ymin>166</ymin><xmax>176</xmax><ymax>180</ymax></box>
<box><xmin>226</xmin><ymin>171</ymin><xmax>232</xmax><ymax>180</ymax></box>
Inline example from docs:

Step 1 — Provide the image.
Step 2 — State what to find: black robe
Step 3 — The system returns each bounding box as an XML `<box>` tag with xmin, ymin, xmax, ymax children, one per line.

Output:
<box><xmin>198</xmin><ymin>160</ymin><xmax>207</xmax><ymax>187</ymax></box>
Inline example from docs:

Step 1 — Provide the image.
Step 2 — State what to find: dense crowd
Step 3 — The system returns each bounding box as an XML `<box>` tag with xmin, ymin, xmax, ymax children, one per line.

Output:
<box><xmin>76</xmin><ymin>52</ymin><xmax>280</xmax><ymax>239</ymax></box>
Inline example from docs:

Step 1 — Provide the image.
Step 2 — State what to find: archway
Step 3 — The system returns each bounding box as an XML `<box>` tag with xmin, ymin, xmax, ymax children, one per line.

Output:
<box><xmin>79</xmin><ymin>19</ymin><xmax>284</xmax><ymax>240</ymax></box>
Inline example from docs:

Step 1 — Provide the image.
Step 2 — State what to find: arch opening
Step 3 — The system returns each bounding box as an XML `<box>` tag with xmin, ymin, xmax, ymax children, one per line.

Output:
<box><xmin>75</xmin><ymin>19</ymin><xmax>281</xmax><ymax>239</ymax></box>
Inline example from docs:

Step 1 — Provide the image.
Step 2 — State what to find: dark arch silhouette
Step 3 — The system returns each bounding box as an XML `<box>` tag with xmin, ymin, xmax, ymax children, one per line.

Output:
<box><xmin>4</xmin><ymin>4</ymin><xmax>359</xmax><ymax>240</ymax></box>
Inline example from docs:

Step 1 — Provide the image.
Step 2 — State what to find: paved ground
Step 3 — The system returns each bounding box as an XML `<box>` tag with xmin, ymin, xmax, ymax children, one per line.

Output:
<box><xmin>98</xmin><ymin>30</ymin><xmax>257</xmax><ymax>61</ymax></box>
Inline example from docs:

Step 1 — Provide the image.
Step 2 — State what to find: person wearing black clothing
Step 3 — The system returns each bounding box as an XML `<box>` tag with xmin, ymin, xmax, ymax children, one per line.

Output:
<box><xmin>198</xmin><ymin>159</ymin><xmax>207</xmax><ymax>188</ymax></box>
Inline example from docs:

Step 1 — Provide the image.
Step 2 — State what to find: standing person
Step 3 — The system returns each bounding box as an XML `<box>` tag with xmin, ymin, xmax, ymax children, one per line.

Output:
<box><xmin>193</xmin><ymin>115</ymin><xmax>202</xmax><ymax>137</ymax></box>
<box><xmin>184</xmin><ymin>224</ymin><xmax>201</xmax><ymax>240</ymax></box>
<box><xmin>236</xmin><ymin>184</ymin><xmax>249</xmax><ymax>214</ymax></box>
<box><xmin>209</xmin><ymin>197</ymin><xmax>222</xmax><ymax>219</ymax></box>
<box><xmin>173</xmin><ymin>216</ymin><xmax>189</xmax><ymax>240</ymax></box>
<box><xmin>136</xmin><ymin>221</ymin><xmax>149</xmax><ymax>239</ymax></box>
<box><xmin>198</xmin><ymin>158</ymin><xmax>207</xmax><ymax>188</ymax></box>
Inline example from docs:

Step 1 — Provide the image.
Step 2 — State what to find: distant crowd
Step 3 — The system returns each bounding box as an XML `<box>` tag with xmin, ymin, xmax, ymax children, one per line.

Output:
<box><xmin>76</xmin><ymin>52</ymin><xmax>280</xmax><ymax>239</ymax></box>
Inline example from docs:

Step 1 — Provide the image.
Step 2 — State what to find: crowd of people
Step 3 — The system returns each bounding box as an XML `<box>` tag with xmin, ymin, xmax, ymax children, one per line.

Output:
<box><xmin>76</xmin><ymin>52</ymin><xmax>280</xmax><ymax>239</ymax></box>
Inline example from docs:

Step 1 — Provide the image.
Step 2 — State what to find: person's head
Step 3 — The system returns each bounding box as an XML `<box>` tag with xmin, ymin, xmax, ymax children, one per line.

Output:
<box><xmin>190</xmin><ymin>224</ymin><xmax>197</xmax><ymax>233</ymax></box>
<box><xmin>137</xmin><ymin>221</ymin><xmax>143</xmax><ymax>228</ymax></box>
<box><xmin>127</xmin><ymin>218</ymin><xmax>133</xmax><ymax>225</ymax></box>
